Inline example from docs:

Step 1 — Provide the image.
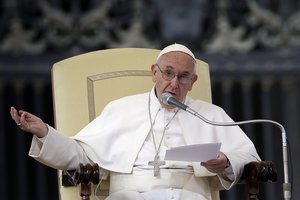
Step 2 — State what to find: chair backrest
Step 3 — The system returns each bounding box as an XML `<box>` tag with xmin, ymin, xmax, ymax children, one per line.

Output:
<box><xmin>52</xmin><ymin>48</ymin><xmax>213</xmax><ymax>200</ymax></box>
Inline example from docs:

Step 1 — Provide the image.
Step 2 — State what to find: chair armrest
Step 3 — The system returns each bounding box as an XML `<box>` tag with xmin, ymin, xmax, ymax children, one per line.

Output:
<box><xmin>239</xmin><ymin>161</ymin><xmax>277</xmax><ymax>200</ymax></box>
<box><xmin>62</xmin><ymin>163</ymin><xmax>100</xmax><ymax>187</ymax></box>
<box><xmin>62</xmin><ymin>163</ymin><xmax>101</xmax><ymax>200</ymax></box>
<box><xmin>61</xmin><ymin>161</ymin><xmax>278</xmax><ymax>200</ymax></box>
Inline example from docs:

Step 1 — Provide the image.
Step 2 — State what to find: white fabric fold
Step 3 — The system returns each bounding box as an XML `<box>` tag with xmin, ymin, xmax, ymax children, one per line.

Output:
<box><xmin>28</xmin><ymin>87</ymin><xmax>260</xmax><ymax>198</ymax></box>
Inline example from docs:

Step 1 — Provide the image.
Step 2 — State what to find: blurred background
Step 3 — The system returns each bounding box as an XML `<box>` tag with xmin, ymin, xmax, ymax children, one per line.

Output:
<box><xmin>0</xmin><ymin>0</ymin><xmax>299</xmax><ymax>199</ymax></box>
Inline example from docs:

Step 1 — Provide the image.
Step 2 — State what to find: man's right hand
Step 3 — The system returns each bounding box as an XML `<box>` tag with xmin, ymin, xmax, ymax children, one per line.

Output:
<box><xmin>10</xmin><ymin>106</ymin><xmax>48</xmax><ymax>138</ymax></box>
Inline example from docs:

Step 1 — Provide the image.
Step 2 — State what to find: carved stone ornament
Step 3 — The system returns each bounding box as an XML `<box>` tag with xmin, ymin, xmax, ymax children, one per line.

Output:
<box><xmin>0</xmin><ymin>0</ymin><xmax>299</xmax><ymax>55</ymax></box>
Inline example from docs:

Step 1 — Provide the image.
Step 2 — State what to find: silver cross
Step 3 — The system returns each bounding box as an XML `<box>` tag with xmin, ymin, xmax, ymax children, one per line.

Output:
<box><xmin>148</xmin><ymin>154</ymin><xmax>166</xmax><ymax>177</ymax></box>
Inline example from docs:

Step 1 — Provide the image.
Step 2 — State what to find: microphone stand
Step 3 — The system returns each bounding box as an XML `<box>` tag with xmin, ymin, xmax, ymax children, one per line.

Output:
<box><xmin>161</xmin><ymin>92</ymin><xmax>291</xmax><ymax>199</ymax></box>
<box><xmin>184</xmin><ymin>106</ymin><xmax>291</xmax><ymax>200</ymax></box>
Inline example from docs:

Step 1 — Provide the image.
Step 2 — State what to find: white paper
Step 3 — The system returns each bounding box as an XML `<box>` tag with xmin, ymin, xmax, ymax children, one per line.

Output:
<box><xmin>164</xmin><ymin>143</ymin><xmax>222</xmax><ymax>162</ymax></box>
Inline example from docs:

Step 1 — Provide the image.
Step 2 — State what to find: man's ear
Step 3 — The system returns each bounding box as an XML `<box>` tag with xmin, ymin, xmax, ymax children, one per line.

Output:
<box><xmin>189</xmin><ymin>74</ymin><xmax>198</xmax><ymax>91</ymax></box>
<box><xmin>192</xmin><ymin>74</ymin><xmax>198</xmax><ymax>83</ymax></box>
<box><xmin>151</xmin><ymin>64</ymin><xmax>157</xmax><ymax>82</ymax></box>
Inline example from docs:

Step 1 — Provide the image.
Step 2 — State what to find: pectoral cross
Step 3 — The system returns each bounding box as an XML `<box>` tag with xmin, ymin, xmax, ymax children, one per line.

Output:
<box><xmin>148</xmin><ymin>154</ymin><xmax>166</xmax><ymax>177</ymax></box>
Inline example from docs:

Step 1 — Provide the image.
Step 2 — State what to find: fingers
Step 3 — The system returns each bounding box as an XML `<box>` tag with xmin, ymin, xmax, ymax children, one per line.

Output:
<box><xmin>10</xmin><ymin>106</ymin><xmax>21</xmax><ymax>123</ymax></box>
<box><xmin>10</xmin><ymin>106</ymin><xmax>28</xmax><ymax>128</ymax></box>
<box><xmin>201</xmin><ymin>162</ymin><xmax>225</xmax><ymax>173</ymax></box>
<box><xmin>201</xmin><ymin>162</ymin><xmax>226</xmax><ymax>173</ymax></box>
<box><xmin>201</xmin><ymin>153</ymin><xmax>229</xmax><ymax>173</ymax></box>
<box><xmin>19</xmin><ymin>110</ymin><xmax>29</xmax><ymax>122</ymax></box>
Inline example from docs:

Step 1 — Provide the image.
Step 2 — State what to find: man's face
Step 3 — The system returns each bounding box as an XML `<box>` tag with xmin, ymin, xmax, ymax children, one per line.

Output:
<box><xmin>151</xmin><ymin>51</ymin><xmax>198</xmax><ymax>109</ymax></box>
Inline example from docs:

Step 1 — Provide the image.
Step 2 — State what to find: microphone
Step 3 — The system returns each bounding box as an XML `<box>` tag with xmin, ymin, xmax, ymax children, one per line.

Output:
<box><xmin>160</xmin><ymin>92</ymin><xmax>291</xmax><ymax>200</ymax></box>
<box><xmin>160</xmin><ymin>92</ymin><xmax>188</xmax><ymax>110</ymax></box>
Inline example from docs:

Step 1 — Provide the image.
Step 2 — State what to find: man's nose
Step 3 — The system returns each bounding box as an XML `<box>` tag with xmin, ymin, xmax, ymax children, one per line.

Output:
<box><xmin>169</xmin><ymin>76</ymin><xmax>180</xmax><ymax>88</ymax></box>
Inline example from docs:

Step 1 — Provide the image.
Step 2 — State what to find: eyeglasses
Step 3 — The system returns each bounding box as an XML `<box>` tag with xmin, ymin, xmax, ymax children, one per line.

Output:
<box><xmin>156</xmin><ymin>64</ymin><xmax>193</xmax><ymax>84</ymax></box>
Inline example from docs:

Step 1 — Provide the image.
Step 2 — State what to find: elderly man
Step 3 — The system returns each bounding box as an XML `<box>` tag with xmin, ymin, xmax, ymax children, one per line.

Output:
<box><xmin>10</xmin><ymin>43</ymin><xmax>260</xmax><ymax>200</ymax></box>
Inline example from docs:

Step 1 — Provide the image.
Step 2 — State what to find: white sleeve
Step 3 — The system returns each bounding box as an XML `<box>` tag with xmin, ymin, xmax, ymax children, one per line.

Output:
<box><xmin>36</xmin><ymin>135</ymin><xmax>47</xmax><ymax>143</ymax></box>
<box><xmin>29</xmin><ymin>125</ymin><xmax>92</xmax><ymax>170</ymax></box>
<box><xmin>216</xmin><ymin>152</ymin><xmax>260</xmax><ymax>189</ymax></box>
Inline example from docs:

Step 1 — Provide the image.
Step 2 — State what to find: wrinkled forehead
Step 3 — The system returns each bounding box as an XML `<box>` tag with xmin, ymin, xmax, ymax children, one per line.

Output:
<box><xmin>157</xmin><ymin>52</ymin><xmax>197</xmax><ymax>74</ymax></box>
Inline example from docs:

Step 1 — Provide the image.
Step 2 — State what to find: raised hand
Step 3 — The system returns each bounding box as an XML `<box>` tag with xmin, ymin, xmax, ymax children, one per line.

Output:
<box><xmin>10</xmin><ymin>106</ymin><xmax>48</xmax><ymax>138</ymax></box>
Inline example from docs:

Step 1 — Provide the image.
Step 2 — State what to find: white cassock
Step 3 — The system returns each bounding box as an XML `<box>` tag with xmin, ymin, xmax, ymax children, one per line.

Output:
<box><xmin>29</xmin><ymin>87</ymin><xmax>260</xmax><ymax>200</ymax></box>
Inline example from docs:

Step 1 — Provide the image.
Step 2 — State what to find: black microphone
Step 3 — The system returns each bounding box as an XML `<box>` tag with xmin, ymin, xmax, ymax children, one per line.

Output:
<box><xmin>160</xmin><ymin>92</ymin><xmax>291</xmax><ymax>200</ymax></box>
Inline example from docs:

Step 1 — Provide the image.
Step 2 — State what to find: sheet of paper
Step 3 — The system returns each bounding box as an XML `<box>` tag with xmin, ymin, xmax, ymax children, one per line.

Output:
<box><xmin>164</xmin><ymin>143</ymin><xmax>222</xmax><ymax>162</ymax></box>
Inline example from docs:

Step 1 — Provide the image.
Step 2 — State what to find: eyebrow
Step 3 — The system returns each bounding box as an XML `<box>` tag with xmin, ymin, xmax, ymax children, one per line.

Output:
<box><xmin>164</xmin><ymin>65</ymin><xmax>192</xmax><ymax>75</ymax></box>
